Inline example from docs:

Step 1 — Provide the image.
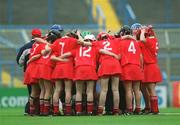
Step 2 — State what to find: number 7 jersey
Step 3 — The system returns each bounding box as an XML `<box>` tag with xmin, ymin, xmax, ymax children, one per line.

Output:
<box><xmin>119</xmin><ymin>38</ymin><xmax>142</xmax><ymax>66</ymax></box>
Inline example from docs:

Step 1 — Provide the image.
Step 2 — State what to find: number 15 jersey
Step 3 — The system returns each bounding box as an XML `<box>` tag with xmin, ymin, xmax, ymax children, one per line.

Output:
<box><xmin>119</xmin><ymin>38</ymin><xmax>142</xmax><ymax>66</ymax></box>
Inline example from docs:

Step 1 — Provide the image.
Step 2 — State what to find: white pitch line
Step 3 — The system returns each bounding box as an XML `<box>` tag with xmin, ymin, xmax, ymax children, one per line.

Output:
<box><xmin>159</xmin><ymin>112</ymin><xmax>180</xmax><ymax>115</ymax></box>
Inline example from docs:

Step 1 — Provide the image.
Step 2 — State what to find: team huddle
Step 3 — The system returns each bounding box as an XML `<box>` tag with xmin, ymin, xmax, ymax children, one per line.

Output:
<box><xmin>17</xmin><ymin>23</ymin><xmax>162</xmax><ymax>116</ymax></box>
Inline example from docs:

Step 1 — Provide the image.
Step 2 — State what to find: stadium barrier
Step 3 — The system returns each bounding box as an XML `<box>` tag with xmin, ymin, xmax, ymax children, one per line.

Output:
<box><xmin>140</xmin><ymin>85</ymin><xmax>167</xmax><ymax>108</ymax></box>
<box><xmin>172</xmin><ymin>82</ymin><xmax>180</xmax><ymax>107</ymax></box>
<box><xmin>0</xmin><ymin>88</ymin><xmax>28</xmax><ymax>108</ymax></box>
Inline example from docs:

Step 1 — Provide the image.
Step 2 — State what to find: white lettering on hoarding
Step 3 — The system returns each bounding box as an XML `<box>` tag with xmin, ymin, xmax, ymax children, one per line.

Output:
<box><xmin>0</xmin><ymin>96</ymin><xmax>28</xmax><ymax>107</ymax></box>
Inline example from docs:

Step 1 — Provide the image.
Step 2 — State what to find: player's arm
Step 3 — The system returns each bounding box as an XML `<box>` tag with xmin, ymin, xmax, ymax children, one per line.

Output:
<box><xmin>34</xmin><ymin>38</ymin><xmax>49</xmax><ymax>44</ymax></box>
<box><xmin>99</xmin><ymin>49</ymin><xmax>121</xmax><ymax>60</ymax></box>
<box><xmin>41</xmin><ymin>44</ymin><xmax>52</xmax><ymax>56</ymax></box>
<box><xmin>121</xmin><ymin>35</ymin><xmax>135</xmax><ymax>40</ymax></box>
<box><xmin>140</xmin><ymin>28</ymin><xmax>146</xmax><ymax>42</ymax></box>
<box><xmin>50</xmin><ymin>55</ymin><xmax>69</xmax><ymax>62</ymax></box>
<box><xmin>27</xmin><ymin>54</ymin><xmax>41</xmax><ymax>64</ymax></box>
<box><xmin>60</xmin><ymin>52</ymin><xmax>72</xmax><ymax>59</ymax></box>
<box><xmin>18</xmin><ymin>48</ymin><xmax>31</xmax><ymax>67</ymax></box>
<box><xmin>140</xmin><ymin>53</ymin><xmax>144</xmax><ymax>70</ymax></box>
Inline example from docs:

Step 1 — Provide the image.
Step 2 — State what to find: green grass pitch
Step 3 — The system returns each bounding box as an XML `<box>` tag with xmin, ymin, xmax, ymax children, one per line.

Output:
<box><xmin>0</xmin><ymin>108</ymin><xmax>180</xmax><ymax>125</ymax></box>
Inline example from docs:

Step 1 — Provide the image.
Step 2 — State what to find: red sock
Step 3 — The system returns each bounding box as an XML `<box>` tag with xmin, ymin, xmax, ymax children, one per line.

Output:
<box><xmin>87</xmin><ymin>101</ymin><xmax>93</xmax><ymax>114</ymax></box>
<box><xmin>150</xmin><ymin>96</ymin><xmax>159</xmax><ymax>113</ymax></box>
<box><xmin>44</xmin><ymin>99</ymin><xmax>50</xmax><ymax>115</ymax></box>
<box><xmin>113</xmin><ymin>108</ymin><xmax>119</xmax><ymax>115</ymax></box>
<box><xmin>53</xmin><ymin>102</ymin><xmax>59</xmax><ymax>114</ymax></box>
<box><xmin>127</xmin><ymin>108</ymin><xmax>133</xmax><ymax>113</ymax></box>
<box><xmin>40</xmin><ymin>99</ymin><xmax>44</xmax><ymax>114</ymax></box>
<box><xmin>29</xmin><ymin>96</ymin><xmax>35</xmax><ymax>115</ymax></box>
<box><xmin>30</xmin><ymin>104</ymin><xmax>35</xmax><ymax>115</ymax></box>
<box><xmin>134</xmin><ymin>107</ymin><xmax>141</xmax><ymax>113</ymax></box>
<box><xmin>75</xmin><ymin>101</ymin><xmax>82</xmax><ymax>113</ymax></box>
<box><xmin>65</xmin><ymin>103</ymin><xmax>72</xmax><ymax>115</ymax></box>
<box><xmin>97</xmin><ymin>106</ymin><xmax>103</xmax><ymax>115</ymax></box>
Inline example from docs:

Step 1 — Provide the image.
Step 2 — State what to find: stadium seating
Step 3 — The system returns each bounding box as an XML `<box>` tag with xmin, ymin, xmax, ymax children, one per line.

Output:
<box><xmin>111</xmin><ymin>0</ymin><xmax>180</xmax><ymax>24</ymax></box>
<box><xmin>0</xmin><ymin>0</ymin><xmax>91</xmax><ymax>25</ymax></box>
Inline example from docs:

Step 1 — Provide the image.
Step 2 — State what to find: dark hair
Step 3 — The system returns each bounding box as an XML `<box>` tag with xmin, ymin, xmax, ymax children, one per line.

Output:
<box><xmin>118</xmin><ymin>25</ymin><xmax>132</xmax><ymax>36</ymax></box>
<box><xmin>46</xmin><ymin>30</ymin><xmax>61</xmax><ymax>43</ymax></box>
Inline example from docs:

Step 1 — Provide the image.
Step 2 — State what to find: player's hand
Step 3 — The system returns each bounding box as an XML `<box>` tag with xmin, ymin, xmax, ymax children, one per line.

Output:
<box><xmin>27</xmin><ymin>60</ymin><xmax>30</xmax><ymax>65</ymax></box>
<box><xmin>61</xmin><ymin>58</ymin><xmax>69</xmax><ymax>62</ymax></box>
<box><xmin>113</xmin><ymin>54</ymin><xmax>120</xmax><ymax>60</ymax></box>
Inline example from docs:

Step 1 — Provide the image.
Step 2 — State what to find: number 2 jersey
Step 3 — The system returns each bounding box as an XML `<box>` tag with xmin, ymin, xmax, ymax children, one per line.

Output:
<box><xmin>97</xmin><ymin>38</ymin><xmax>122</xmax><ymax>77</ymax></box>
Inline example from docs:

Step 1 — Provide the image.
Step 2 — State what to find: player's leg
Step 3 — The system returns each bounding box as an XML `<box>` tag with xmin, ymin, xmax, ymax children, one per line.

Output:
<box><xmin>147</xmin><ymin>82</ymin><xmax>159</xmax><ymax>114</ymax></box>
<box><xmin>38</xmin><ymin>79</ymin><xmax>45</xmax><ymax>115</ymax></box>
<box><xmin>140</xmin><ymin>83</ymin><xmax>151</xmax><ymax>114</ymax></box>
<box><xmin>119</xmin><ymin>81</ymin><xmax>126</xmax><ymax>113</ymax></box>
<box><xmin>24</xmin><ymin>85</ymin><xmax>31</xmax><ymax>115</ymax></box>
<box><xmin>52</xmin><ymin>80</ymin><xmax>63</xmax><ymax>115</ymax></box>
<box><xmin>75</xmin><ymin>80</ymin><xmax>83</xmax><ymax>115</ymax></box>
<box><xmin>111</xmin><ymin>76</ymin><xmax>120</xmax><ymax>115</ymax></box>
<box><xmin>43</xmin><ymin>80</ymin><xmax>53</xmax><ymax>116</ymax></box>
<box><xmin>64</xmin><ymin>79</ymin><xmax>73</xmax><ymax>115</ymax></box>
<box><xmin>124</xmin><ymin>81</ymin><xmax>133</xmax><ymax>114</ymax></box>
<box><xmin>132</xmin><ymin>81</ymin><xmax>141</xmax><ymax>114</ymax></box>
<box><xmin>97</xmin><ymin>77</ymin><xmax>109</xmax><ymax>115</ymax></box>
<box><xmin>29</xmin><ymin>83</ymin><xmax>40</xmax><ymax>115</ymax></box>
<box><xmin>86</xmin><ymin>80</ymin><xmax>95</xmax><ymax>115</ymax></box>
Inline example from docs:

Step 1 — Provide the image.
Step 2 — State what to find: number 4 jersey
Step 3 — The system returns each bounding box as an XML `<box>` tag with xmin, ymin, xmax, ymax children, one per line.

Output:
<box><xmin>119</xmin><ymin>38</ymin><xmax>142</xmax><ymax>66</ymax></box>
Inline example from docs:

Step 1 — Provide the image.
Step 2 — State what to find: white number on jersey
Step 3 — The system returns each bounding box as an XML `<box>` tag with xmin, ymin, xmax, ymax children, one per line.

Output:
<box><xmin>155</xmin><ymin>42</ymin><xmax>159</xmax><ymax>56</ymax></box>
<box><xmin>128</xmin><ymin>41</ymin><xmax>136</xmax><ymax>54</ymax></box>
<box><xmin>103</xmin><ymin>41</ymin><xmax>112</xmax><ymax>51</ymax></box>
<box><xmin>31</xmin><ymin>44</ymin><xmax>39</xmax><ymax>55</ymax></box>
<box><xmin>59</xmin><ymin>42</ymin><xmax>65</xmax><ymax>55</ymax></box>
<box><xmin>79</xmin><ymin>46</ymin><xmax>91</xmax><ymax>57</ymax></box>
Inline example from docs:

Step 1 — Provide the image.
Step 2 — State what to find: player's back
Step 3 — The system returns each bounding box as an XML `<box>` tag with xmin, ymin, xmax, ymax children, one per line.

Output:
<box><xmin>120</xmin><ymin>38</ymin><xmax>141</xmax><ymax>66</ymax></box>
<box><xmin>72</xmin><ymin>43</ymin><xmax>98</xmax><ymax>67</ymax></box>
<box><xmin>98</xmin><ymin>38</ymin><xmax>120</xmax><ymax>62</ymax></box>
<box><xmin>139</xmin><ymin>37</ymin><xmax>158</xmax><ymax>64</ymax></box>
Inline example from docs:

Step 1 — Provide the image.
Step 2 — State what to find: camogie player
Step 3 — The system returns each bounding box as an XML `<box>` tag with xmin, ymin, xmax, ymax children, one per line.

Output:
<box><xmin>96</xmin><ymin>32</ymin><xmax>122</xmax><ymax>115</ymax></box>
<box><xmin>131</xmin><ymin>23</ymin><xmax>151</xmax><ymax>114</ymax></box>
<box><xmin>24</xmin><ymin>34</ymin><xmax>45</xmax><ymax>115</ymax></box>
<box><xmin>139</xmin><ymin>25</ymin><xmax>162</xmax><ymax>114</ymax></box>
<box><xmin>32</xmin><ymin>30</ymin><xmax>62</xmax><ymax>116</ymax></box>
<box><xmin>50</xmin><ymin>31</ymin><xmax>79</xmax><ymax>116</ymax></box>
<box><xmin>16</xmin><ymin>28</ymin><xmax>42</xmax><ymax>115</ymax></box>
<box><xmin>119</xmin><ymin>25</ymin><xmax>144</xmax><ymax>114</ymax></box>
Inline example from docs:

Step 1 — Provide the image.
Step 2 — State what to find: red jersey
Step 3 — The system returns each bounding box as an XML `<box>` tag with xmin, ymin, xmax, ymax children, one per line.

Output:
<box><xmin>139</xmin><ymin>37</ymin><xmax>158</xmax><ymax>64</ymax></box>
<box><xmin>119</xmin><ymin>38</ymin><xmax>141</xmax><ymax>66</ymax></box>
<box><xmin>98</xmin><ymin>38</ymin><xmax>120</xmax><ymax>63</ymax></box>
<box><xmin>50</xmin><ymin>37</ymin><xmax>78</xmax><ymax>64</ymax></box>
<box><xmin>37</xmin><ymin>43</ymin><xmax>55</xmax><ymax>67</ymax></box>
<box><xmin>29</xmin><ymin>42</ymin><xmax>44</xmax><ymax>63</ymax></box>
<box><xmin>71</xmin><ymin>43</ymin><xmax>98</xmax><ymax>67</ymax></box>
